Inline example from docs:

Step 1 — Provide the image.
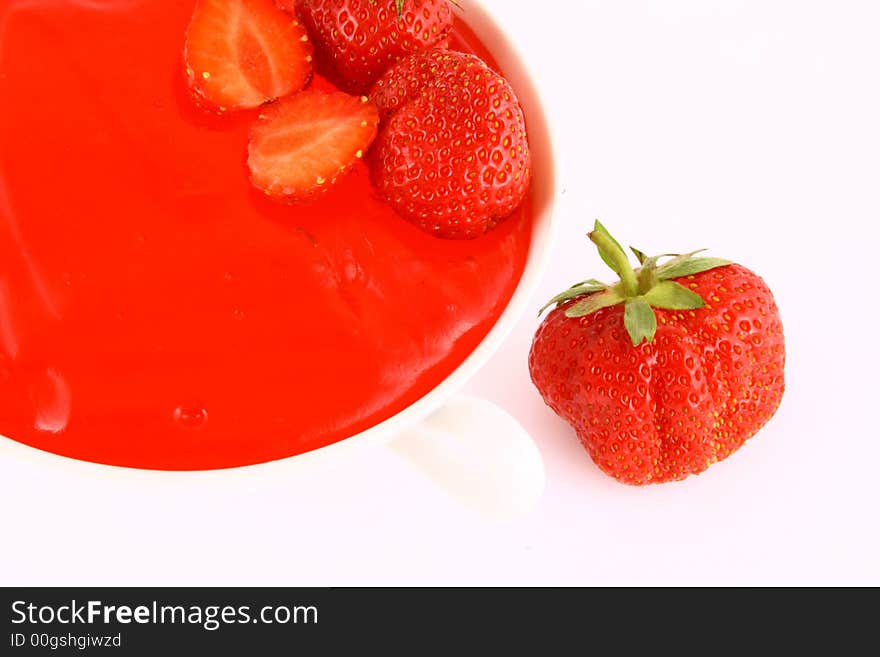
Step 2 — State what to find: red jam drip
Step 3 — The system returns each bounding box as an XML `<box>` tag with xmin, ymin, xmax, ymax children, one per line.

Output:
<box><xmin>0</xmin><ymin>1</ymin><xmax>533</xmax><ymax>469</ymax></box>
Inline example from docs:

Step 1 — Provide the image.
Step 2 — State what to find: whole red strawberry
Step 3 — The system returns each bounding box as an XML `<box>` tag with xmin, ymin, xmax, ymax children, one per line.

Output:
<box><xmin>370</xmin><ymin>46</ymin><xmax>458</xmax><ymax>120</ymax></box>
<box><xmin>529</xmin><ymin>222</ymin><xmax>786</xmax><ymax>485</ymax></box>
<box><xmin>288</xmin><ymin>0</ymin><xmax>454</xmax><ymax>93</ymax></box>
<box><xmin>370</xmin><ymin>49</ymin><xmax>531</xmax><ymax>239</ymax></box>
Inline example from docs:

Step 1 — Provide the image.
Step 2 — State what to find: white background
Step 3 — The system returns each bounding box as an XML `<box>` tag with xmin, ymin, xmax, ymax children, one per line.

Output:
<box><xmin>2</xmin><ymin>0</ymin><xmax>879</xmax><ymax>586</ymax></box>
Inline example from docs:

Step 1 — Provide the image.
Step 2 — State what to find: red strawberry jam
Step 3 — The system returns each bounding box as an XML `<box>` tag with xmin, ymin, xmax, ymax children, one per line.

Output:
<box><xmin>0</xmin><ymin>1</ymin><xmax>533</xmax><ymax>469</ymax></box>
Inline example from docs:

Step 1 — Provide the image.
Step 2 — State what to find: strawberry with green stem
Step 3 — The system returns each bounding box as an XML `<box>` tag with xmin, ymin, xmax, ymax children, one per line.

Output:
<box><xmin>529</xmin><ymin>222</ymin><xmax>785</xmax><ymax>485</ymax></box>
<box><xmin>288</xmin><ymin>0</ymin><xmax>456</xmax><ymax>93</ymax></box>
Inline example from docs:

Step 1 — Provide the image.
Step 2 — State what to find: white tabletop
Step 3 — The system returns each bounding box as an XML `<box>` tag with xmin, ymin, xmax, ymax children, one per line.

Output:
<box><xmin>2</xmin><ymin>0</ymin><xmax>878</xmax><ymax>586</ymax></box>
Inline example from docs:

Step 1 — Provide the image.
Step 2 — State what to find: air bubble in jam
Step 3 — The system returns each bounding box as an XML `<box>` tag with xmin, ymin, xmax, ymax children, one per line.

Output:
<box><xmin>173</xmin><ymin>405</ymin><xmax>208</xmax><ymax>429</ymax></box>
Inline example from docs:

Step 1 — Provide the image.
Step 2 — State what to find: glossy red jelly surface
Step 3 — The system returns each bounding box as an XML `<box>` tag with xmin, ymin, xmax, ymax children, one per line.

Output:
<box><xmin>0</xmin><ymin>1</ymin><xmax>533</xmax><ymax>469</ymax></box>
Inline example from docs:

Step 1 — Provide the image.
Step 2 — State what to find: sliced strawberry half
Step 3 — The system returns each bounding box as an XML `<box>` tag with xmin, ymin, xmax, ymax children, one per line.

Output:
<box><xmin>248</xmin><ymin>90</ymin><xmax>379</xmax><ymax>199</ymax></box>
<box><xmin>184</xmin><ymin>0</ymin><xmax>314</xmax><ymax>112</ymax></box>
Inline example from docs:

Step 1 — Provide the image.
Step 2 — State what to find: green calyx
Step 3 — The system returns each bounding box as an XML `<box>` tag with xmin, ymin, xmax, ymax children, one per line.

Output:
<box><xmin>539</xmin><ymin>221</ymin><xmax>731</xmax><ymax>346</ymax></box>
<box><xmin>371</xmin><ymin>0</ymin><xmax>461</xmax><ymax>19</ymax></box>
<box><xmin>366</xmin><ymin>0</ymin><xmax>408</xmax><ymax>18</ymax></box>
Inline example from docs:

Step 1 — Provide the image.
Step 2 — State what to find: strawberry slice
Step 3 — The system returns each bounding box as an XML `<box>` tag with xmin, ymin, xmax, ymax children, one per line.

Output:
<box><xmin>248</xmin><ymin>90</ymin><xmax>379</xmax><ymax>199</ymax></box>
<box><xmin>184</xmin><ymin>0</ymin><xmax>313</xmax><ymax>112</ymax></box>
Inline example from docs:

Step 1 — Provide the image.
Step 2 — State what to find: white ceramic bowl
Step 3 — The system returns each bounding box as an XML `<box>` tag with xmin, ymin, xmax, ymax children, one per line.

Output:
<box><xmin>0</xmin><ymin>1</ymin><xmax>557</xmax><ymax>517</ymax></box>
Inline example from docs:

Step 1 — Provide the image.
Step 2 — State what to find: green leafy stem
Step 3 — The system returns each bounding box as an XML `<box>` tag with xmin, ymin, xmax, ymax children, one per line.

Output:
<box><xmin>540</xmin><ymin>221</ymin><xmax>731</xmax><ymax>346</ymax></box>
<box><xmin>370</xmin><ymin>0</ymin><xmax>463</xmax><ymax>18</ymax></box>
